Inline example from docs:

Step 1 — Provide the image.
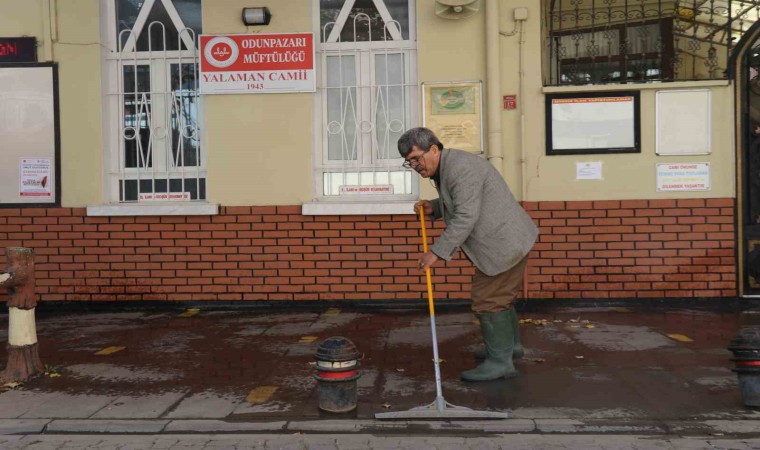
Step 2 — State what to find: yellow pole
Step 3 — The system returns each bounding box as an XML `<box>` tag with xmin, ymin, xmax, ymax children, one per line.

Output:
<box><xmin>419</xmin><ymin>205</ymin><xmax>435</xmax><ymax>318</ymax></box>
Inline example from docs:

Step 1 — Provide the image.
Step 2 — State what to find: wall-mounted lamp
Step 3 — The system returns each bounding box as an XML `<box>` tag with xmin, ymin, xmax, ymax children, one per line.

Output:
<box><xmin>242</xmin><ymin>7</ymin><xmax>272</xmax><ymax>26</ymax></box>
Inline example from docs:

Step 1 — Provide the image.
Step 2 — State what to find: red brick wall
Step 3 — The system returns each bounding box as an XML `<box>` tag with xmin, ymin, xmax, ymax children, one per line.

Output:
<box><xmin>0</xmin><ymin>198</ymin><xmax>737</xmax><ymax>303</ymax></box>
<box><xmin>525</xmin><ymin>198</ymin><xmax>737</xmax><ymax>299</ymax></box>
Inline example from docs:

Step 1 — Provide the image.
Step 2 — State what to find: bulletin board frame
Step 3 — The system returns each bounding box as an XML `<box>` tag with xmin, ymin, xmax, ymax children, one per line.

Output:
<box><xmin>0</xmin><ymin>62</ymin><xmax>61</xmax><ymax>208</ymax></box>
<box><xmin>545</xmin><ymin>90</ymin><xmax>641</xmax><ymax>155</ymax></box>
<box><xmin>422</xmin><ymin>80</ymin><xmax>484</xmax><ymax>154</ymax></box>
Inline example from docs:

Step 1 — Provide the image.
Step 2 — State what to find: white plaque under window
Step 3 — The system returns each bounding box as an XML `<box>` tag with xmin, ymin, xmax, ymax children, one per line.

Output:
<box><xmin>576</xmin><ymin>161</ymin><xmax>602</xmax><ymax>180</ymax></box>
<box><xmin>656</xmin><ymin>163</ymin><xmax>710</xmax><ymax>191</ymax></box>
<box><xmin>138</xmin><ymin>192</ymin><xmax>191</xmax><ymax>201</ymax></box>
<box><xmin>339</xmin><ymin>185</ymin><xmax>394</xmax><ymax>195</ymax></box>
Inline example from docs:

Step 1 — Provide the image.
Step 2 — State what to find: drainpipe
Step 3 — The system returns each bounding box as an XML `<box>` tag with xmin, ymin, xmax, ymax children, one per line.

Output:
<box><xmin>486</xmin><ymin>0</ymin><xmax>503</xmax><ymax>174</ymax></box>
<box><xmin>41</xmin><ymin>0</ymin><xmax>57</xmax><ymax>61</ymax></box>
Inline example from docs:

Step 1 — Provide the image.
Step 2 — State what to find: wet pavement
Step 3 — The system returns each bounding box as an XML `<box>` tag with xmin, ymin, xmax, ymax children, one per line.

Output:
<box><xmin>0</xmin><ymin>304</ymin><xmax>759</xmax><ymax>436</ymax></box>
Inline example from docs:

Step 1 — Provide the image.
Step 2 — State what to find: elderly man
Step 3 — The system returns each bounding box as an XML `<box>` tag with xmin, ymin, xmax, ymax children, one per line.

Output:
<box><xmin>399</xmin><ymin>127</ymin><xmax>538</xmax><ymax>382</ymax></box>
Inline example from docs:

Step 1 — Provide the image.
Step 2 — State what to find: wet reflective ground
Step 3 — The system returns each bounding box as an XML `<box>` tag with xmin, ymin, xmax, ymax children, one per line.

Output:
<box><xmin>0</xmin><ymin>306</ymin><xmax>755</xmax><ymax>422</ymax></box>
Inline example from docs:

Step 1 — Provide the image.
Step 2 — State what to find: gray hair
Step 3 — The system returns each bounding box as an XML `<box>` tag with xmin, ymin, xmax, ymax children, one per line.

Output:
<box><xmin>397</xmin><ymin>127</ymin><xmax>444</xmax><ymax>157</ymax></box>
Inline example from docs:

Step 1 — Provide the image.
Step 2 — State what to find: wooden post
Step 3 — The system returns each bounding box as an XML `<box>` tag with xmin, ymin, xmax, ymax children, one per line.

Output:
<box><xmin>1</xmin><ymin>247</ymin><xmax>43</xmax><ymax>383</ymax></box>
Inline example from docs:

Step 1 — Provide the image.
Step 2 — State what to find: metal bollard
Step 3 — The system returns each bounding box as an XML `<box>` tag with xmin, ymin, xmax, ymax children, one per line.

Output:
<box><xmin>728</xmin><ymin>326</ymin><xmax>760</xmax><ymax>408</ymax></box>
<box><xmin>0</xmin><ymin>247</ymin><xmax>43</xmax><ymax>383</ymax></box>
<box><xmin>314</xmin><ymin>336</ymin><xmax>360</xmax><ymax>413</ymax></box>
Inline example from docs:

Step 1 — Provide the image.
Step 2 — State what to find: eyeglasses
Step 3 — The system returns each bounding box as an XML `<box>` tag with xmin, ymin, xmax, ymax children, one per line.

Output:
<box><xmin>402</xmin><ymin>152</ymin><xmax>427</xmax><ymax>169</ymax></box>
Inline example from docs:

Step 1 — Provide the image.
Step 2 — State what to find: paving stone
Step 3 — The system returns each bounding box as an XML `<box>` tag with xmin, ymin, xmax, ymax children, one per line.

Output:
<box><xmin>164</xmin><ymin>392</ymin><xmax>240</xmax><ymax>419</ymax></box>
<box><xmin>92</xmin><ymin>392</ymin><xmax>187</xmax><ymax>419</ymax></box>
<box><xmin>20</xmin><ymin>394</ymin><xmax>117</xmax><ymax>419</ymax></box>
<box><xmin>0</xmin><ymin>419</ymin><xmax>50</xmax><ymax>435</ymax></box>
<box><xmin>0</xmin><ymin>391</ymin><xmax>63</xmax><ymax>419</ymax></box>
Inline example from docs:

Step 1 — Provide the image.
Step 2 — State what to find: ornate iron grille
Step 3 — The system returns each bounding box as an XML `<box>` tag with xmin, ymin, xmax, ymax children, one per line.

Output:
<box><xmin>545</xmin><ymin>0</ymin><xmax>760</xmax><ymax>85</ymax></box>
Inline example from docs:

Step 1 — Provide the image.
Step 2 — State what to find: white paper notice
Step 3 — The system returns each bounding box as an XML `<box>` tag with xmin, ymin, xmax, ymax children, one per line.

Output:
<box><xmin>576</xmin><ymin>161</ymin><xmax>603</xmax><ymax>180</ymax></box>
<box><xmin>19</xmin><ymin>158</ymin><xmax>52</xmax><ymax>198</ymax></box>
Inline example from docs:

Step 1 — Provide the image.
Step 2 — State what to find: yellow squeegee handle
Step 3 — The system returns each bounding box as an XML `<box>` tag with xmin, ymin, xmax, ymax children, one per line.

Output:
<box><xmin>419</xmin><ymin>205</ymin><xmax>436</xmax><ymax>318</ymax></box>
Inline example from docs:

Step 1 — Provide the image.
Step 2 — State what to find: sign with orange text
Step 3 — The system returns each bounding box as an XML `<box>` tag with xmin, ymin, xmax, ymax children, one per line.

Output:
<box><xmin>199</xmin><ymin>33</ymin><xmax>315</xmax><ymax>94</ymax></box>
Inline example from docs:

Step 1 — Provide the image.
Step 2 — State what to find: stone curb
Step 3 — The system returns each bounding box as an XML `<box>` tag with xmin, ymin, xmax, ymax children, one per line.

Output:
<box><xmin>0</xmin><ymin>418</ymin><xmax>758</xmax><ymax>436</ymax></box>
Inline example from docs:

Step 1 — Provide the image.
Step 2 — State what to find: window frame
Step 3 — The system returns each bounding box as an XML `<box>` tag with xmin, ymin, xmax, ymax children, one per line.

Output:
<box><xmin>551</xmin><ymin>18</ymin><xmax>675</xmax><ymax>85</ymax></box>
<box><xmin>311</xmin><ymin>0</ymin><xmax>419</xmax><ymax>202</ymax></box>
<box><xmin>100</xmin><ymin>0</ymin><xmax>207</xmax><ymax>204</ymax></box>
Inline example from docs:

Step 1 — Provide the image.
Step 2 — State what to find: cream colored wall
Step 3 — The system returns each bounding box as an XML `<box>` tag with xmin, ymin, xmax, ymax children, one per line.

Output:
<box><xmin>55</xmin><ymin>0</ymin><xmax>102</xmax><ymax>206</ymax></box>
<box><xmin>203</xmin><ymin>0</ymin><xmax>313</xmax><ymax>206</ymax></box>
<box><xmin>0</xmin><ymin>0</ymin><xmax>102</xmax><ymax>207</ymax></box>
<box><xmin>1</xmin><ymin>0</ymin><xmax>737</xmax><ymax>207</ymax></box>
<box><xmin>499</xmin><ymin>0</ymin><xmax>735</xmax><ymax>201</ymax></box>
<box><xmin>416</xmin><ymin>0</ymin><xmax>486</xmax><ymax>200</ymax></box>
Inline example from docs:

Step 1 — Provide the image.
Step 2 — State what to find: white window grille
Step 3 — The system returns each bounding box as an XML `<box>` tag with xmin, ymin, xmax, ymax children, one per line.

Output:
<box><xmin>314</xmin><ymin>0</ymin><xmax>418</xmax><ymax>200</ymax></box>
<box><xmin>101</xmin><ymin>0</ymin><xmax>205</xmax><ymax>203</ymax></box>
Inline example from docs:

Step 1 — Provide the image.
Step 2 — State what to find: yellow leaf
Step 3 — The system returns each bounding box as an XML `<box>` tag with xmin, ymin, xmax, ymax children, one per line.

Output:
<box><xmin>667</xmin><ymin>333</ymin><xmax>693</xmax><ymax>343</ymax></box>
<box><xmin>323</xmin><ymin>308</ymin><xmax>341</xmax><ymax>316</ymax></box>
<box><xmin>299</xmin><ymin>336</ymin><xmax>318</xmax><ymax>343</ymax></box>
<box><xmin>382</xmin><ymin>402</ymin><xmax>392</xmax><ymax>409</ymax></box>
<box><xmin>94</xmin><ymin>346</ymin><xmax>126</xmax><ymax>356</ymax></box>
<box><xmin>583</xmin><ymin>324</ymin><xmax>595</xmax><ymax>329</ymax></box>
<box><xmin>179</xmin><ymin>308</ymin><xmax>200</xmax><ymax>318</ymax></box>
<box><xmin>246</xmin><ymin>386</ymin><xmax>278</xmax><ymax>404</ymax></box>
<box><xmin>48</xmin><ymin>373</ymin><xmax>61</xmax><ymax>378</ymax></box>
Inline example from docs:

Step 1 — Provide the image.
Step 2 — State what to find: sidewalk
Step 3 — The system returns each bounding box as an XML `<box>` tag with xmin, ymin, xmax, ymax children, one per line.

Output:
<box><xmin>0</xmin><ymin>304</ymin><xmax>758</xmax><ymax>437</ymax></box>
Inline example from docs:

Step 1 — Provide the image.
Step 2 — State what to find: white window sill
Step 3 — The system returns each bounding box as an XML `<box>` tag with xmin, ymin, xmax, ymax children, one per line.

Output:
<box><xmin>87</xmin><ymin>203</ymin><xmax>220</xmax><ymax>216</ymax></box>
<box><xmin>302</xmin><ymin>201</ymin><xmax>416</xmax><ymax>216</ymax></box>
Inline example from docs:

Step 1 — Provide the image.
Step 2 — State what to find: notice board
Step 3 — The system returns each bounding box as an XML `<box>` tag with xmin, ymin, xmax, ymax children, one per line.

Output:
<box><xmin>0</xmin><ymin>63</ymin><xmax>60</xmax><ymax>206</ymax></box>
<box><xmin>655</xmin><ymin>89</ymin><xmax>711</xmax><ymax>155</ymax></box>
<box><xmin>545</xmin><ymin>91</ymin><xmax>640</xmax><ymax>155</ymax></box>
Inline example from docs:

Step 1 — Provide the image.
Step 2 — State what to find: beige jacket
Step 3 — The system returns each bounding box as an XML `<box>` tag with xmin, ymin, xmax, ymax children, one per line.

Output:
<box><xmin>429</xmin><ymin>148</ymin><xmax>538</xmax><ymax>276</ymax></box>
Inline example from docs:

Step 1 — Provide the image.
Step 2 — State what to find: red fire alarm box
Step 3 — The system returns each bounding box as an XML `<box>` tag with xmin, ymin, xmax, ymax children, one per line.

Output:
<box><xmin>503</xmin><ymin>95</ymin><xmax>517</xmax><ymax>110</ymax></box>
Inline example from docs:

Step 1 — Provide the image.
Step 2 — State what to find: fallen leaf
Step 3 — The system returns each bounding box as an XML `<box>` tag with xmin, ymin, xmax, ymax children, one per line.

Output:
<box><xmin>1</xmin><ymin>382</ymin><xmax>21</xmax><ymax>389</ymax></box>
<box><xmin>667</xmin><ymin>333</ymin><xmax>693</xmax><ymax>343</ymax></box>
<box><xmin>179</xmin><ymin>308</ymin><xmax>200</xmax><ymax>318</ymax></box>
<box><xmin>396</xmin><ymin>368</ymin><xmax>405</xmax><ymax>373</ymax></box>
<box><xmin>48</xmin><ymin>373</ymin><xmax>61</xmax><ymax>378</ymax></box>
<box><xmin>382</xmin><ymin>402</ymin><xmax>392</xmax><ymax>409</ymax></box>
<box><xmin>575</xmin><ymin>355</ymin><xmax>585</xmax><ymax>359</ymax></box>
<box><xmin>570</xmin><ymin>325</ymin><xmax>581</xmax><ymax>328</ymax></box>
<box><xmin>528</xmin><ymin>358</ymin><xmax>546</xmax><ymax>363</ymax></box>
<box><xmin>246</xmin><ymin>386</ymin><xmax>278</xmax><ymax>404</ymax></box>
<box><xmin>583</xmin><ymin>324</ymin><xmax>595</xmax><ymax>329</ymax></box>
<box><xmin>581</xmin><ymin>320</ymin><xmax>591</xmax><ymax>324</ymax></box>
<box><xmin>299</xmin><ymin>336</ymin><xmax>318</xmax><ymax>343</ymax></box>
<box><xmin>569</xmin><ymin>319</ymin><xmax>579</xmax><ymax>323</ymax></box>
<box><xmin>307</xmin><ymin>361</ymin><xmax>316</xmax><ymax>366</ymax></box>
<box><xmin>95</xmin><ymin>346</ymin><xmax>126</xmax><ymax>356</ymax></box>
<box><xmin>553</xmin><ymin>320</ymin><xmax>563</xmax><ymax>323</ymax></box>
<box><xmin>433</xmin><ymin>359</ymin><xmax>446</xmax><ymax>364</ymax></box>
<box><xmin>323</xmin><ymin>308</ymin><xmax>341</xmax><ymax>316</ymax></box>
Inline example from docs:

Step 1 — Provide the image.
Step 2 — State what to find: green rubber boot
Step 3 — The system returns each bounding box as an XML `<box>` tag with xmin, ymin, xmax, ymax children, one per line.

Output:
<box><xmin>474</xmin><ymin>308</ymin><xmax>524</xmax><ymax>359</ymax></box>
<box><xmin>461</xmin><ymin>310</ymin><xmax>518</xmax><ymax>381</ymax></box>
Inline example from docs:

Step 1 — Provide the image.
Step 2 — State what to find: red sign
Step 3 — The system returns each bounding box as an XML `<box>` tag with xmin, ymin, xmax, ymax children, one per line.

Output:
<box><xmin>0</xmin><ymin>37</ymin><xmax>37</xmax><ymax>62</ymax></box>
<box><xmin>503</xmin><ymin>95</ymin><xmax>517</xmax><ymax>110</ymax></box>
<box><xmin>199</xmin><ymin>33</ymin><xmax>315</xmax><ymax>94</ymax></box>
